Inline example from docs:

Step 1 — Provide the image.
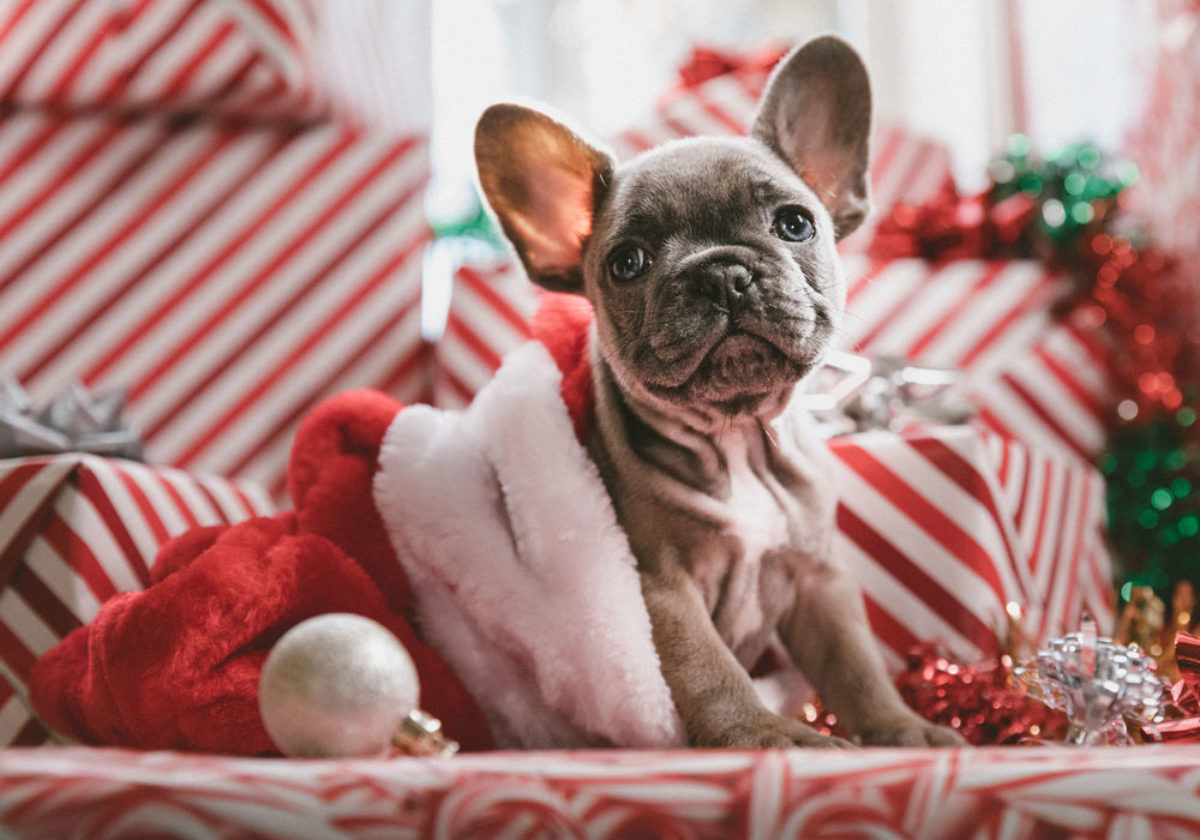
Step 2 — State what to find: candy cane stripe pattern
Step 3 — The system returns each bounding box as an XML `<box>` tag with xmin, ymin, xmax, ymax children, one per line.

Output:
<box><xmin>1</xmin><ymin>746</ymin><xmax>1199</xmax><ymax>837</ymax></box>
<box><xmin>0</xmin><ymin>110</ymin><xmax>433</xmax><ymax>500</ymax></box>
<box><xmin>0</xmin><ymin>455</ymin><xmax>274</xmax><ymax>746</ymax></box>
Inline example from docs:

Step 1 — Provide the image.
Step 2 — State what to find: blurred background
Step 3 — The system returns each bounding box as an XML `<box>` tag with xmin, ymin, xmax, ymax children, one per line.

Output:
<box><xmin>430</xmin><ymin>0</ymin><xmax>1152</xmax><ymax>220</ymax></box>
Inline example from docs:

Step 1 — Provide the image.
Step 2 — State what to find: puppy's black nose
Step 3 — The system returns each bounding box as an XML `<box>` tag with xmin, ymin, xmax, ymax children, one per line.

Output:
<box><xmin>695</xmin><ymin>261</ymin><xmax>754</xmax><ymax>309</ymax></box>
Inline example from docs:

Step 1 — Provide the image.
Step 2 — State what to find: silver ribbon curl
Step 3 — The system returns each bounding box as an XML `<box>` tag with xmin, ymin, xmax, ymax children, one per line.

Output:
<box><xmin>0</xmin><ymin>379</ymin><xmax>144</xmax><ymax>461</ymax></box>
<box><xmin>803</xmin><ymin>350</ymin><xmax>975</xmax><ymax>437</ymax></box>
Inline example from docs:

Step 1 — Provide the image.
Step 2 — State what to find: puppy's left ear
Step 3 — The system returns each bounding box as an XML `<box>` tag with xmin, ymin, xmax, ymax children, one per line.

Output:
<box><xmin>752</xmin><ymin>36</ymin><xmax>872</xmax><ymax>240</ymax></box>
<box><xmin>475</xmin><ymin>104</ymin><xmax>615</xmax><ymax>294</ymax></box>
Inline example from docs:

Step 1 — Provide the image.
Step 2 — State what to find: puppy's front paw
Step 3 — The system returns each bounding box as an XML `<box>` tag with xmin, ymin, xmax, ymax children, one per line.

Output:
<box><xmin>711</xmin><ymin>715</ymin><xmax>853</xmax><ymax>749</ymax></box>
<box><xmin>857</xmin><ymin>713</ymin><xmax>966</xmax><ymax>747</ymax></box>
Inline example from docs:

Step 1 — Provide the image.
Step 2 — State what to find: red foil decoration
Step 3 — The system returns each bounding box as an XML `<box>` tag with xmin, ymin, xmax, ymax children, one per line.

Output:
<box><xmin>894</xmin><ymin>643</ymin><xmax>1067</xmax><ymax>745</ymax></box>
<box><xmin>868</xmin><ymin>186</ymin><xmax>1037</xmax><ymax>262</ymax></box>
<box><xmin>1156</xmin><ymin>631</ymin><xmax>1200</xmax><ymax>742</ymax></box>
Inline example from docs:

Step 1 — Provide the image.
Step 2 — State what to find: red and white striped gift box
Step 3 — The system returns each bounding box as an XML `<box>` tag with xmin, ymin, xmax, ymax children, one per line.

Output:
<box><xmin>840</xmin><ymin>255</ymin><xmax>1113</xmax><ymax>462</ymax></box>
<box><xmin>3</xmin><ymin>745</ymin><xmax>1200</xmax><ymax>837</ymax></box>
<box><xmin>0</xmin><ymin>453</ymin><xmax>275</xmax><ymax>746</ymax></box>
<box><xmin>0</xmin><ymin>109</ymin><xmax>433</xmax><ymax>501</ymax></box>
<box><xmin>609</xmin><ymin>58</ymin><xmax>956</xmax><ymax>254</ymax></box>
<box><xmin>833</xmin><ymin>425</ymin><xmax>1112</xmax><ymax>670</ymax></box>
<box><xmin>0</xmin><ymin>0</ymin><xmax>326</xmax><ymax>121</ymax></box>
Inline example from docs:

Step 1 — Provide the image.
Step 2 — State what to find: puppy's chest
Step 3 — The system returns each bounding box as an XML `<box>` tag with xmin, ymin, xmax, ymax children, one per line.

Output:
<box><xmin>694</xmin><ymin>430</ymin><xmax>823</xmax><ymax>661</ymax></box>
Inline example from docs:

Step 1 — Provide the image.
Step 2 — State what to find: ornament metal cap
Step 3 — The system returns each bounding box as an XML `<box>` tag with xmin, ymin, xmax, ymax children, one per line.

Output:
<box><xmin>393</xmin><ymin>709</ymin><xmax>459</xmax><ymax>757</ymax></box>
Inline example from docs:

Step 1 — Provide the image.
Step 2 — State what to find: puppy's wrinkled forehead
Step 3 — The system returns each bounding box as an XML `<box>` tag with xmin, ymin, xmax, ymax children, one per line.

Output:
<box><xmin>595</xmin><ymin>138</ymin><xmax>819</xmax><ymax>243</ymax></box>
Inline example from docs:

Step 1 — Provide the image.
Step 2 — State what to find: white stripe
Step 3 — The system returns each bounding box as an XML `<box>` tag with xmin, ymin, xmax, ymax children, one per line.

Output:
<box><xmin>969</xmin><ymin>376</ymin><xmax>1079</xmax><ymax>457</ymax></box>
<box><xmin>438</xmin><ymin>333</ymin><xmax>504</xmax><ymax>397</ymax></box>
<box><xmin>662</xmin><ymin>93</ymin><xmax>741</xmax><ymax>139</ymax></box>
<box><xmin>0</xmin><ymin>589</ymin><xmax>58</xmax><ymax>660</ymax></box>
<box><xmin>229</xmin><ymin>309</ymin><xmax>429</xmax><ymax>492</ymax></box>
<box><xmin>838</xmin><ymin>535</ymin><xmax>980</xmax><ymax>662</ymax></box>
<box><xmin>0</xmin><ymin>1</ymin><xmax>72</xmax><ymax>95</ymax></box>
<box><xmin>1006</xmin><ymin>358</ymin><xmax>1106</xmax><ymax>455</ymax></box>
<box><xmin>0</xmin><ymin>458</ymin><xmax>78</xmax><ymax>559</ymax></box>
<box><xmin>1042</xmin><ymin>324</ymin><xmax>1109</xmax><ymax>399</ymax></box>
<box><xmin>0</xmin><ymin>692</ymin><xmax>33</xmax><ymax>744</ymax></box>
<box><xmin>23</xmin><ymin>534</ymin><xmax>102</xmax><ymax>625</ymax></box>
<box><xmin>80</xmin><ymin>457</ymin><xmax>169</xmax><ymax>569</ymax></box>
<box><xmin>144</xmin><ymin>181</ymin><xmax>426</xmax><ymax>465</ymax></box>
<box><xmin>131</xmin><ymin>139</ymin><xmax>426</xmax><ymax>427</ymax></box>
<box><xmin>834</xmin><ymin>443</ymin><xmax>1008</xmax><ymax>630</ymax></box>
<box><xmin>53</xmin><ymin>481</ymin><xmax>143</xmax><ymax>595</ymax></box>
<box><xmin>1042</xmin><ymin>469</ymin><xmax>1088</xmax><ymax>636</ymax></box>
<box><xmin>912</xmin><ymin>261</ymin><xmax>1047</xmax><ymax>366</ymax></box>
<box><xmin>869</xmin><ymin>131</ymin><xmax>927</xmax><ymax>213</ymax></box>
<box><xmin>123</xmin><ymin>0</ymin><xmax>231</xmax><ymax>104</ymax></box>
<box><xmin>859</xmin><ymin>260</ymin><xmax>991</xmax><ymax>358</ymax></box>
<box><xmin>26</xmin><ymin>126</ymin><xmax>282</xmax><ymax>394</ymax></box>
<box><xmin>195</xmin><ymin>473</ymin><xmax>267</xmax><ymax>522</ymax></box>
<box><xmin>156</xmin><ymin>470</ymin><xmax>222</xmax><ymax>527</ymax></box>
<box><xmin>91</xmin><ymin>124</ymin><xmax>368</xmax><ymax>390</ymax></box>
<box><xmin>14</xmin><ymin>0</ymin><xmax>114</xmax><ymax>104</ymax></box>
<box><xmin>110</xmin><ymin>460</ymin><xmax>190</xmax><ymax>538</ymax></box>
<box><xmin>174</xmin><ymin>22</ymin><xmax>260</xmax><ymax>104</ymax></box>
<box><xmin>838</xmin><ymin>259</ymin><xmax>931</xmax><ymax>350</ymax></box>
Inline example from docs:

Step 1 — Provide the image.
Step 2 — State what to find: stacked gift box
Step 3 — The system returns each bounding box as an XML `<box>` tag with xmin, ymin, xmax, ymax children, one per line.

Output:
<box><xmin>0</xmin><ymin>0</ymin><xmax>435</xmax><ymax>745</ymax></box>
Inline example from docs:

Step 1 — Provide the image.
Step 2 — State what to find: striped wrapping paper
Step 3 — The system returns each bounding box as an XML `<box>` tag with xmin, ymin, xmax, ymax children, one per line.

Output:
<box><xmin>0</xmin><ymin>0</ymin><xmax>327</xmax><ymax>121</ymax></box>
<box><xmin>4</xmin><ymin>745</ymin><xmax>1200</xmax><ymax>837</ymax></box>
<box><xmin>0</xmin><ymin>454</ymin><xmax>275</xmax><ymax>746</ymax></box>
<box><xmin>833</xmin><ymin>425</ymin><xmax>1111</xmax><ymax>670</ymax></box>
<box><xmin>840</xmin><ymin>255</ymin><xmax>1113</xmax><ymax>463</ymax></box>
<box><xmin>0</xmin><ymin>109</ymin><xmax>434</xmax><ymax>501</ymax></box>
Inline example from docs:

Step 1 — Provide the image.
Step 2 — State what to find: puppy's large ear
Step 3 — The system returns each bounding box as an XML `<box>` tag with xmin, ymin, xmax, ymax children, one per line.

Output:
<box><xmin>752</xmin><ymin>36</ymin><xmax>872</xmax><ymax>240</ymax></box>
<box><xmin>475</xmin><ymin>104</ymin><xmax>614</xmax><ymax>294</ymax></box>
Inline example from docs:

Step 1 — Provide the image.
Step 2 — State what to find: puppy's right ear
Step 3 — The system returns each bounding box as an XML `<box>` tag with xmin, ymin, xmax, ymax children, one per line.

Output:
<box><xmin>475</xmin><ymin>104</ymin><xmax>614</xmax><ymax>294</ymax></box>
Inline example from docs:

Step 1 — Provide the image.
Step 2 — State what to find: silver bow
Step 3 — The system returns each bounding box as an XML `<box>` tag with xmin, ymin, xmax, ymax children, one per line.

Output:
<box><xmin>803</xmin><ymin>350</ymin><xmax>974</xmax><ymax>437</ymax></box>
<box><xmin>0</xmin><ymin>379</ymin><xmax>144</xmax><ymax>461</ymax></box>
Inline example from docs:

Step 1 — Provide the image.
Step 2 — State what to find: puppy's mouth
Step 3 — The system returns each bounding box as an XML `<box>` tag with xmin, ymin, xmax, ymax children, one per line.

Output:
<box><xmin>648</xmin><ymin>330</ymin><xmax>812</xmax><ymax>414</ymax></box>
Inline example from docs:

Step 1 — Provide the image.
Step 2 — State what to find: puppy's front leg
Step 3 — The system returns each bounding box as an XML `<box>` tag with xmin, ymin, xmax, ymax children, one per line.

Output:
<box><xmin>783</xmin><ymin>559</ymin><xmax>965</xmax><ymax>746</ymax></box>
<box><xmin>642</xmin><ymin>564</ymin><xmax>848</xmax><ymax>749</ymax></box>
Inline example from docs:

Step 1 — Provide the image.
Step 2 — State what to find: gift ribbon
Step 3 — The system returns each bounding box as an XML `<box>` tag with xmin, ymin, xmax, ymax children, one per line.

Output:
<box><xmin>1153</xmin><ymin>631</ymin><xmax>1200</xmax><ymax>742</ymax></box>
<box><xmin>803</xmin><ymin>350</ymin><xmax>974</xmax><ymax>437</ymax></box>
<box><xmin>0</xmin><ymin>379</ymin><xmax>143</xmax><ymax>461</ymax></box>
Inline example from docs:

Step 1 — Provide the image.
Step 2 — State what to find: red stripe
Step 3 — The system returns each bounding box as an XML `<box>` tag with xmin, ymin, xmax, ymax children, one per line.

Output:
<box><xmin>0</xmin><ymin>0</ymin><xmax>40</xmax><ymax>46</ymax></box>
<box><xmin>615</xmin><ymin>130</ymin><xmax>654</xmax><ymax>156</ymax></box>
<box><xmin>243</xmin><ymin>0</ymin><xmax>295</xmax><ymax>40</ymax></box>
<box><xmin>445</xmin><ymin>313</ymin><xmax>507</xmax><ymax>373</ymax></box>
<box><xmin>4</xmin><ymin>127</ymin><xmax>230</xmax><ymax>369</ymax></box>
<box><xmin>850</xmin><ymin>261</ymin><xmax>951</xmax><ymax>353</ymax></box>
<box><xmin>117</xmin><ymin>472</ymin><xmax>171</xmax><ymax>546</ymax></box>
<box><xmin>1025</xmin><ymin>457</ymin><xmax>1056</xmax><ymax>578</ymax></box>
<box><xmin>862</xmin><ymin>594</ymin><xmax>919</xmax><ymax>659</ymax></box>
<box><xmin>21</xmin><ymin>129</ymin><xmax>293</xmax><ymax>383</ymax></box>
<box><xmin>907</xmin><ymin>436</ymin><xmax>1029</xmax><ymax>605</ymax></box>
<box><xmin>0</xmin><ymin>462</ymin><xmax>73</xmax><ymax>588</ymax></box>
<box><xmin>957</xmin><ymin>272</ymin><xmax>1061</xmax><ymax>369</ymax></box>
<box><xmin>0</xmin><ymin>622</ymin><xmax>37</xmax><ymax>679</ymax></box>
<box><xmin>98</xmin><ymin>0</ymin><xmax>204</xmax><ymax>104</ymax></box>
<box><xmin>140</xmin><ymin>164</ymin><xmax>422</xmax><ymax>437</ymax></box>
<box><xmin>40</xmin><ymin>511</ymin><xmax>119</xmax><ymax>605</ymax></box>
<box><xmin>10</xmin><ymin>569</ymin><xmax>82</xmax><ymax>638</ymax></box>
<box><xmin>694</xmin><ymin>84</ymin><xmax>750</xmax><ymax>135</ymax></box>
<box><xmin>1031</xmin><ymin>343</ymin><xmax>1110</xmax><ymax>419</ymax></box>
<box><xmin>189</xmin><ymin>229</ymin><xmax>429</xmax><ymax>472</ymax></box>
<box><xmin>222</xmin><ymin>286</ymin><xmax>426</xmax><ymax>482</ymax></box>
<box><xmin>456</xmin><ymin>265</ymin><xmax>535</xmax><ymax>336</ymax></box>
<box><xmin>46</xmin><ymin>0</ymin><xmax>158</xmax><ymax>103</ymax></box>
<box><xmin>0</xmin><ymin>122</ymin><xmax>130</xmax><ymax>285</ymax></box>
<box><xmin>997</xmin><ymin>374</ymin><xmax>1091</xmax><ymax>462</ymax></box>
<box><xmin>902</xmin><ymin>262</ymin><xmax>1011</xmax><ymax>360</ymax></box>
<box><xmin>84</xmin><ymin>127</ymin><xmax>361</xmax><ymax>383</ymax></box>
<box><xmin>844</xmin><ymin>257</ymin><xmax>897</xmax><ymax>307</ymax></box>
<box><xmin>836</xmin><ymin>442</ymin><xmax>1009</xmax><ymax>604</ymax></box>
<box><xmin>75</xmin><ymin>469</ymin><xmax>152</xmax><ymax>588</ymax></box>
<box><xmin>153</xmin><ymin>477</ymin><xmax>201</xmax><ymax>532</ymax></box>
<box><xmin>0</xmin><ymin>0</ymin><xmax>87</xmax><ymax>100</ymax></box>
<box><xmin>159</xmin><ymin>20</ymin><xmax>236</xmax><ymax>103</ymax></box>
<box><xmin>378</xmin><ymin>340</ymin><xmax>434</xmax><ymax>402</ymax></box>
<box><xmin>837</xmin><ymin>503</ymin><xmax>998</xmax><ymax>653</ymax></box>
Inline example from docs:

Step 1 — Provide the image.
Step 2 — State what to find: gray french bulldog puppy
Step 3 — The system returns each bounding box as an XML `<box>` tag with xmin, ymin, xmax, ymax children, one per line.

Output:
<box><xmin>474</xmin><ymin>35</ymin><xmax>963</xmax><ymax>748</ymax></box>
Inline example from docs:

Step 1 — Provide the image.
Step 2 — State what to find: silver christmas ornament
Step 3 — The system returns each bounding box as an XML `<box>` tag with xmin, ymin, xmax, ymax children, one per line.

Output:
<box><xmin>259</xmin><ymin>613</ymin><xmax>420</xmax><ymax>758</ymax></box>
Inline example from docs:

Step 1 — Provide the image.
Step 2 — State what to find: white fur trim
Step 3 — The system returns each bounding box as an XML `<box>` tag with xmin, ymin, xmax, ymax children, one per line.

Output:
<box><xmin>374</xmin><ymin>342</ymin><xmax>685</xmax><ymax>748</ymax></box>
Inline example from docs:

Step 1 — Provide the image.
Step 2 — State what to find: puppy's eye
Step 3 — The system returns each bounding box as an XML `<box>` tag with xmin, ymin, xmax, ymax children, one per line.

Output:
<box><xmin>773</xmin><ymin>207</ymin><xmax>815</xmax><ymax>243</ymax></box>
<box><xmin>609</xmin><ymin>245</ymin><xmax>650</xmax><ymax>281</ymax></box>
